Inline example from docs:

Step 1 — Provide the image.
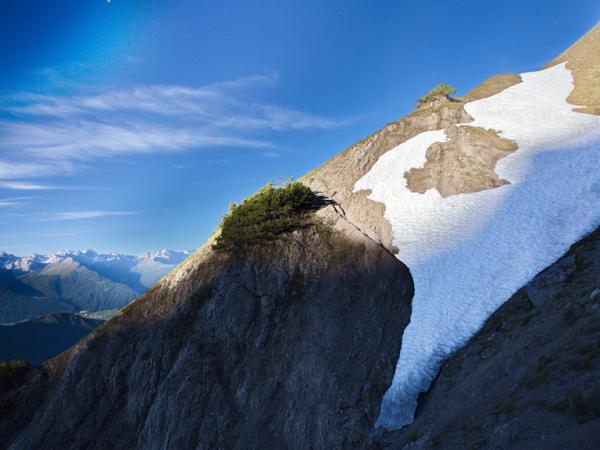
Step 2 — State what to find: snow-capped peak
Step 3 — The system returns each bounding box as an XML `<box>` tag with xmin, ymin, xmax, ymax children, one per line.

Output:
<box><xmin>140</xmin><ymin>249</ymin><xmax>193</xmax><ymax>264</ymax></box>
<box><xmin>0</xmin><ymin>248</ymin><xmax>193</xmax><ymax>273</ymax></box>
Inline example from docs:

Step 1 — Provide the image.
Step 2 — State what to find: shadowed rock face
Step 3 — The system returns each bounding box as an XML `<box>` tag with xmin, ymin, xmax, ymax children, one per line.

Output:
<box><xmin>1</xmin><ymin>222</ymin><xmax>413</xmax><ymax>450</ymax></box>
<box><xmin>375</xmin><ymin>226</ymin><xmax>600</xmax><ymax>450</ymax></box>
<box><xmin>405</xmin><ymin>125</ymin><xmax>518</xmax><ymax>198</ymax></box>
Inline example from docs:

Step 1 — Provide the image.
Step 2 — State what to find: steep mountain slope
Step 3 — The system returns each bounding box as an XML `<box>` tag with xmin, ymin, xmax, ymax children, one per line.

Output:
<box><xmin>309</xmin><ymin>21</ymin><xmax>600</xmax><ymax>430</ymax></box>
<box><xmin>0</xmin><ymin>21</ymin><xmax>599</xmax><ymax>450</ymax></box>
<box><xmin>376</xmin><ymin>226</ymin><xmax>600</xmax><ymax>449</ymax></box>
<box><xmin>19</xmin><ymin>259</ymin><xmax>138</xmax><ymax>313</ymax></box>
<box><xmin>359</xmin><ymin>61</ymin><xmax>600</xmax><ymax>429</ymax></box>
<box><xmin>0</xmin><ymin>269</ymin><xmax>73</xmax><ymax>324</ymax></box>
<box><xmin>0</xmin><ymin>222</ymin><xmax>413</xmax><ymax>449</ymax></box>
<box><xmin>131</xmin><ymin>250</ymin><xmax>192</xmax><ymax>289</ymax></box>
<box><xmin>301</xmin><ymin>91</ymin><xmax>472</xmax><ymax>253</ymax></box>
<box><xmin>0</xmin><ymin>313</ymin><xmax>103</xmax><ymax>365</ymax></box>
<box><xmin>0</xmin><ymin>269</ymin><xmax>42</xmax><ymax>298</ymax></box>
<box><xmin>545</xmin><ymin>21</ymin><xmax>600</xmax><ymax>115</ymax></box>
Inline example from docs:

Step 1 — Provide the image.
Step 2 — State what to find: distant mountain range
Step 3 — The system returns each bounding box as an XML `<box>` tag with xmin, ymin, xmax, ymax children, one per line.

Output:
<box><xmin>0</xmin><ymin>312</ymin><xmax>103</xmax><ymax>364</ymax></box>
<box><xmin>0</xmin><ymin>249</ymin><xmax>192</xmax><ymax>324</ymax></box>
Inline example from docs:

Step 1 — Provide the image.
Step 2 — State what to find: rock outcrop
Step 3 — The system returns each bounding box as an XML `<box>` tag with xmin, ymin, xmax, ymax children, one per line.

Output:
<box><xmin>0</xmin><ymin>220</ymin><xmax>413</xmax><ymax>449</ymax></box>
<box><xmin>404</xmin><ymin>125</ymin><xmax>518</xmax><ymax>197</ymax></box>
<box><xmin>375</xmin><ymin>226</ymin><xmax>600</xmax><ymax>449</ymax></box>
<box><xmin>302</xmin><ymin>96</ymin><xmax>473</xmax><ymax>253</ymax></box>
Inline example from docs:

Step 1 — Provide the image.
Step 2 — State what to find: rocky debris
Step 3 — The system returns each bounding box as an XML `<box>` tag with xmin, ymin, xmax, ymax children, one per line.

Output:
<box><xmin>1</xmin><ymin>219</ymin><xmax>413</xmax><ymax>450</ymax></box>
<box><xmin>374</xmin><ymin>226</ymin><xmax>600</xmax><ymax>449</ymax></box>
<box><xmin>405</xmin><ymin>125</ymin><xmax>518</xmax><ymax>197</ymax></box>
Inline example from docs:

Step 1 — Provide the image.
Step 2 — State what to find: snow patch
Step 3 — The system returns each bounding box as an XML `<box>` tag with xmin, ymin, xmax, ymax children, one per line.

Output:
<box><xmin>354</xmin><ymin>63</ymin><xmax>600</xmax><ymax>429</ymax></box>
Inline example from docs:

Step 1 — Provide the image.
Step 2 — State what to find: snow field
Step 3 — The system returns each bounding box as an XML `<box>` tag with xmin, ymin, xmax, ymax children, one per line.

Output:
<box><xmin>354</xmin><ymin>63</ymin><xmax>600</xmax><ymax>429</ymax></box>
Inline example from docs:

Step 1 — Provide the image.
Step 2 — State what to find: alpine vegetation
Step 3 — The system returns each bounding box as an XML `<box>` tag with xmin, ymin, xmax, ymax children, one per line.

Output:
<box><xmin>418</xmin><ymin>83</ymin><xmax>456</xmax><ymax>104</ymax></box>
<box><xmin>213</xmin><ymin>181</ymin><xmax>322</xmax><ymax>251</ymax></box>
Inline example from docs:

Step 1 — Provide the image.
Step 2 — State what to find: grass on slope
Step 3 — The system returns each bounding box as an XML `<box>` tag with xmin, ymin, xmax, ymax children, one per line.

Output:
<box><xmin>545</xmin><ymin>21</ymin><xmax>600</xmax><ymax>115</ymax></box>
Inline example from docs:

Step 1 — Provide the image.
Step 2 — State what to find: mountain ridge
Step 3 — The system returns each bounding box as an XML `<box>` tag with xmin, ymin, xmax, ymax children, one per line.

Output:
<box><xmin>0</xmin><ymin>248</ymin><xmax>193</xmax><ymax>275</ymax></box>
<box><xmin>0</xmin><ymin>313</ymin><xmax>103</xmax><ymax>365</ymax></box>
<box><xmin>1</xmin><ymin>20</ymin><xmax>599</xmax><ymax>450</ymax></box>
<box><xmin>0</xmin><ymin>248</ymin><xmax>194</xmax><ymax>323</ymax></box>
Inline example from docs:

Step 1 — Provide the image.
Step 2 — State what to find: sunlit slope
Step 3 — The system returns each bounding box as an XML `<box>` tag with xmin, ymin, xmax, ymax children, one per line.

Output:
<box><xmin>356</xmin><ymin>63</ymin><xmax>600</xmax><ymax>429</ymax></box>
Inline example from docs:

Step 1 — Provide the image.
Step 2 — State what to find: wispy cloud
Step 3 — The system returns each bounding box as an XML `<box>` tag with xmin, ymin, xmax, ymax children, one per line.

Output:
<box><xmin>3</xmin><ymin>209</ymin><xmax>134</xmax><ymax>220</ymax></box>
<box><xmin>0</xmin><ymin>160</ymin><xmax>65</xmax><ymax>180</ymax></box>
<box><xmin>0</xmin><ymin>181</ymin><xmax>57</xmax><ymax>190</ymax></box>
<box><xmin>0</xmin><ymin>74</ymin><xmax>348</xmax><ymax>181</ymax></box>
<box><xmin>0</xmin><ymin>200</ymin><xmax>24</xmax><ymax>207</ymax></box>
<box><xmin>0</xmin><ymin>196</ymin><xmax>33</xmax><ymax>207</ymax></box>
<box><xmin>44</xmin><ymin>210</ymin><xmax>135</xmax><ymax>221</ymax></box>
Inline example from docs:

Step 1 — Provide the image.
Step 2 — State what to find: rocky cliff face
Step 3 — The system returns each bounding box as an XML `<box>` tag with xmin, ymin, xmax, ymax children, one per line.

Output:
<box><xmin>0</xmin><ymin>220</ymin><xmax>412</xmax><ymax>449</ymax></box>
<box><xmin>375</xmin><ymin>225</ymin><xmax>600</xmax><ymax>449</ymax></box>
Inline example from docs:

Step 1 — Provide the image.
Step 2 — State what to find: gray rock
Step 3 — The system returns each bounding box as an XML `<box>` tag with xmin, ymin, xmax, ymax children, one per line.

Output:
<box><xmin>1</xmin><ymin>222</ymin><xmax>413</xmax><ymax>450</ymax></box>
<box><xmin>376</xmin><ymin>226</ymin><xmax>600</xmax><ymax>450</ymax></box>
<box><xmin>525</xmin><ymin>253</ymin><xmax>576</xmax><ymax>307</ymax></box>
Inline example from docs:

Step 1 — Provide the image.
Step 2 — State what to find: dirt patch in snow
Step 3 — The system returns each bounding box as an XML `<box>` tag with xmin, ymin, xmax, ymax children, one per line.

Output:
<box><xmin>405</xmin><ymin>125</ymin><xmax>518</xmax><ymax>197</ymax></box>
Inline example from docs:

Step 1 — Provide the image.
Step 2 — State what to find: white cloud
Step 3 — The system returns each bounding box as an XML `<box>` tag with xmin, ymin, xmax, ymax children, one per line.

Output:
<box><xmin>0</xmin><ymin>196</ymin><xmax>33</xmax><ymax>207</ymax></box>
<box><xmin>0</xmin><ymin>160</ymin><xmax>64</xmax><ymax>180</ymax></box>
<box><xmin>0</xmin><ymin>74</ymin><xmax>347</xmax><ymax>181</ymax></box>
<box><xmin>45</xmin><ymin>210</ymin><xmax>135</xmax><ymax>221</ymax></box>
<box><xmin>0</xmin><ymin>200</ymin><xmax>23</xmax><ymax>207</ymax></box>
<box><xmin>0</xmin><ymin>181</ymin><xmax>57</xmax><ymax>190</ymax></box>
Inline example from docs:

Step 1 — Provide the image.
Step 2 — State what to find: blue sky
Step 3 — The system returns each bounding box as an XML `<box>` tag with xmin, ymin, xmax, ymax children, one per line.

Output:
<box><xmin>0</xmin><ymin>0</ymin><xmax>598</xmax><ymax>255</ymax></box>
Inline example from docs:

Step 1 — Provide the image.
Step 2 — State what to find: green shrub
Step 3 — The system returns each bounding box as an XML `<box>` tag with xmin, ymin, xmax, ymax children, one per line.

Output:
<box><xmin>0</xmin><ymin>360</ymin><xmax>30</xmax><ymax>389</ymax></box>
<box><xmin>213</xmin><ymin>181</ymin><xmax>320</xmax><ymax>251</ymax></box>
<box><xmin>419</xmin><ymin>83</ymin><xmax>456</xmax><ymax>104</ymax></box>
